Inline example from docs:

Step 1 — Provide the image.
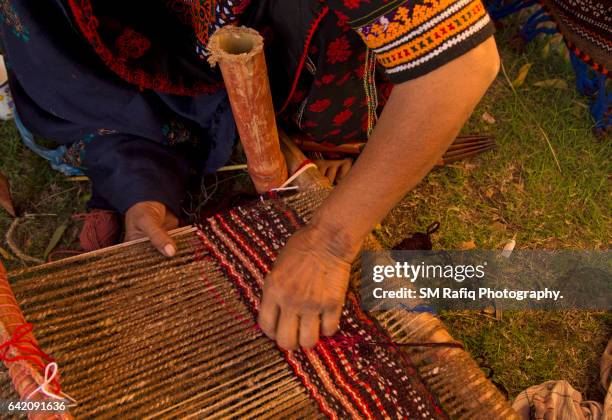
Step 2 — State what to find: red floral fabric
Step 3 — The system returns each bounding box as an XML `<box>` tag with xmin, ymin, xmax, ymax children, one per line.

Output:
<box><xmin>283</xmin><ymin>9</ymin><xmax>394</xmax><ymax>145</ymax></box>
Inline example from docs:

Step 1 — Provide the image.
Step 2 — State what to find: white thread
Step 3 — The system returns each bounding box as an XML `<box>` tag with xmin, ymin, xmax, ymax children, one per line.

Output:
<box><xmin>269</xmin><ymin>186</ymin><xmax>300</xmax><ymax>193</ymax></box>
<box><xmin>270</xmin><ymin>162</ymin><xmax>318</xmax><ymax>192</ymax></box>
<box><xmin>25</xmin><ymin>362</ymin><xmax>77</xmax><ymax>405</ymax></box>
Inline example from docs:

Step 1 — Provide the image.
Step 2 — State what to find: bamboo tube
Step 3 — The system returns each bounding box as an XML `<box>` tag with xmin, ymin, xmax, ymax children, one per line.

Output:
<box><xmin>208</xmin><ymin>26</ymin><xmax>288</xmax><ymax>193</ymax></box>
<box><xmin>0</xmin><ymin>262</ymin><xmax>72</xmax><ymax>420</ymax></box>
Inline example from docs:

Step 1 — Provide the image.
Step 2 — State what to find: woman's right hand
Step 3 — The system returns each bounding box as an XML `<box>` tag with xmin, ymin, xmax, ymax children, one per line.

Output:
<box><xmin>125</xmin><ymin>201</ymin><xmax>179</xmax><ymax>257</ymax></box>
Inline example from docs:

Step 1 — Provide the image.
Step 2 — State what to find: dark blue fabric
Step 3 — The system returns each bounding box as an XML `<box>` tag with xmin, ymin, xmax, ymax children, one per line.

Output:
<box><xmin>84</xmin><ymin>134</ymin><xmax>191</xmax><ymax>215</ymax></box>
<box><xmin>0</xmin><ymin>0</ymin><xmax>237</xmax><ymax>216</ymax></box>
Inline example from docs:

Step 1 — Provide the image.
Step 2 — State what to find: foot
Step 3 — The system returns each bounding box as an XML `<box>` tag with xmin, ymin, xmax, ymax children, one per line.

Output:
<box><xmin>313</xmin><ymin>158</ymin><xmax>353</xmax><ymax>185</ymax></box>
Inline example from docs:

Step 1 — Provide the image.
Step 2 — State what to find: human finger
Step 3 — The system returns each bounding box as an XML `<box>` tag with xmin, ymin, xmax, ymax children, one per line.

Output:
<box><xmin>137</xmin><ymin>214</ymin><xmax>177</xmax><ymax>257</ymax></box>
<box><xmin>321</xmin><ymin>305</ymin><xmax>342</xmax><ymax>337</ymax></box>
<box><xmin>299</xmin><ymin>312</ymin><xmax>321</xmax><ymax>349</ymax></box>
<box><xmin>258</xmin><ymin>288</ymin><xmax>280</xmax><ymax>339</ymax></box>
<box><xmin>276</xmin><ymin>309</ymin><xmax>300</xmax><ymax>350</ymax></box>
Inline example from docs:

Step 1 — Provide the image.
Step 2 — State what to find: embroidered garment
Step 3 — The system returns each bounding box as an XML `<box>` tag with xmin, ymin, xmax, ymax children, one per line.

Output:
<box><xmin>485</xmin><ymin>0</ymin><xmax>610</xmax><ymax>132</ymax></box>
<box><xmin>331</xmin><ymin>0</ymin><xmax>494</xmax><ymax>82</ymax></box>
<box><xmin>0</xmin><ymin>0</ymin><xmax>495</xmax><ymax>214</ymax></box>
<box><xmin>197</xmin><ymin>195</ymin><xmax>447</xmax><ymax>419</ymax></box>
<box><xmin>282</xmin><ymin>0</ymin><xmax>495</xmax><ymax>143</ymax></box>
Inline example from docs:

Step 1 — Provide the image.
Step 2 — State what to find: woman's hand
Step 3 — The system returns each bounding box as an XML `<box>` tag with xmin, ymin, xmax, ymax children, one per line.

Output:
<box><xmin>125</xmin><ymin>201</ymin><xmax>179</xmax><ymax>257</ymax></box>
<box><xmin>258</xmin><ymin>223</ymin><xmax>361</xmax><ymax>350</ymax></box>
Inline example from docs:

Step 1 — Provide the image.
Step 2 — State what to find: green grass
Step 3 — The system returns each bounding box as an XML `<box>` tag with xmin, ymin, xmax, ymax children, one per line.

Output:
<box><xmin>0</xmin><ymin>123</ymin><xmax>89</xmax><ymax>269</ymax></box>
<box><xmin>375</xmin><ymin>23</ymin><xmax>611</xmax><ymax>400</ymax></box>
<box><xmin>440</xmin><ymin>311</ymin><xmax>611</xmax><ymax>400</ymax></box>
<box><xmin>0</xmin><ymin>20</ymin><xmax>610</xmax><ymax>402</ymax></box>
<box><xmin>378</xmin><ymin>34</ymin><xmax>611</xmax><ymax>250</ymax></box>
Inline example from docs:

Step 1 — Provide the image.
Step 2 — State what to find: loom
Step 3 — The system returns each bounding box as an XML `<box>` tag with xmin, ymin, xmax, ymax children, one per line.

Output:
<box><xmin>0</xmin><ymin>191</ymin><xmax>518</xmax><ymax>418</ymax></box>
<box><xmin>0</xmin><ymin>26</ymin><xmax>518</xmax><ymax>418</ymax></box>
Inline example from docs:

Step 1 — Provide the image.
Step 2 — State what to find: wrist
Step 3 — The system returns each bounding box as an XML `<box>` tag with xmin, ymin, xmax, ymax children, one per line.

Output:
<box><xmin>306</xmin><ymin>213</ymin><xmax>364</xmax><ymax>263</ymax></box>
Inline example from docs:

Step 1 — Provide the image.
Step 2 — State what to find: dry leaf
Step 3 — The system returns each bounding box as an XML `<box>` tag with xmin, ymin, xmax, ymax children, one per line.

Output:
<box><xmin>481</xmin><ymin>112</ymin><xmax>496</xmax><ymax>124</ymax></box>
<box><xmin>43</xmin><ymin>222</ymin><xmax>68</xmax><ymax>260</ymax></box>
<box><xmin>483</xmin><ymin>306</ymin><xmax>495</xmax><ymax>315</ymax></box>
<box><xmin>0</xmin><ymin>171</ymin><xmax>16</xmax><ymax>217</ymax></box>
<box><xmin>460</xmin><ymin>162</ymin><xmax>478</xmax><ymax>171</ymax></box>
<box><xmin>512</xmin><ymin>63</ymin><xmax>532</xmax><ymax>88</ymax></box>
<box><xmin>0</xmin><ymin>246</ymin><xmax>14</xmax><ymax>261</ymax></box>
<box><xmin>458</xmin><ymin>240</ymin><xmax>476</xmax><ymax>250</ymax></box>
<box><xmin>541</xmin><ymin>42</ymin><xmax>550</xmax><ymax>58</ymax></box>
<box><xmin>491</xmin><ymin>221</ymin><xmax>507</xmax><ymax>232</ymax></box>
<box><xmin>533</xmin><ymin>79</ymin><xmax>568</xmax><ymax>89</ymax></box>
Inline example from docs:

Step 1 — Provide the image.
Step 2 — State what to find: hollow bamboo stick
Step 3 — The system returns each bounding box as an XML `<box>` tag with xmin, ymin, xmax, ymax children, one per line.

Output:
<box><xmin>208</xmin><ymin>26</ymin><xmax>288</xmax><ymax>193</ymax></box>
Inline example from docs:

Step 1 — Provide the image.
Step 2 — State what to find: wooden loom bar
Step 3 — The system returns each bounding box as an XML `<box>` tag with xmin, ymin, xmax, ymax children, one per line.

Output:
<box><xmin>208</xmin><ymin>26</ymin><xmax>288</xmax><ymax>193</ymax></box>
<box><xmin>0</xmin><ymin>262</ymin><xmax>71</xmax><ymax>419</ymax></box>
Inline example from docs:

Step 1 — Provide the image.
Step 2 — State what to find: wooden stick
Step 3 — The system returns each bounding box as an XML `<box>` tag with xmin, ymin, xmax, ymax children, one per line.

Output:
<box><xmin>208</xmin><ymin>27</ymin><xmax>288</xmax><ymax>193</ymax></box>
<box><xmin>291</xmin><ymin>135</ymin><xmax>495</xmax><ymax>159</ymax></box>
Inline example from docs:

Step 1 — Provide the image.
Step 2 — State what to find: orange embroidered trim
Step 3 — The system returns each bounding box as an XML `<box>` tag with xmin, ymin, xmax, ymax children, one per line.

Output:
<box><xmin>376</xmin><ymin>1</ymin><xmax>487</xmax><ymax>69</ymax></box>
<box><xmin>357</xmin><ymin>0</ymin><xmax>459</xmax><ymax>50</ymax></box>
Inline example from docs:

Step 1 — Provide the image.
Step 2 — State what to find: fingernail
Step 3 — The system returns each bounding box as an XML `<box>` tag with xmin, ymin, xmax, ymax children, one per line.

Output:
<box><xmin>163</xmin><ymin>244</ymin><xmax>176</xmax><ymax>257</ymax></box>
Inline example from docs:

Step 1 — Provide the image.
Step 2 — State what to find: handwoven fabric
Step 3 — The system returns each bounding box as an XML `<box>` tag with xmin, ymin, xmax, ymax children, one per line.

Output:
<box><xmin>485</xmin><ymin>0</ymin><xmax>610</xmax><ymax>131</ymax></box>
<box><xmin>197</xmin><ymin>197</ymin><xmax>447</xmax><ymax>419</ymax></box>
<box><xmin>541</xmin><ymin>0</ymin><xmax>610</xmax><ymax>75</ymax></box>
<box><xmin>0</xmin><ymin>190</ymin><xmax>518</xmax><ymax>418</ymax></box>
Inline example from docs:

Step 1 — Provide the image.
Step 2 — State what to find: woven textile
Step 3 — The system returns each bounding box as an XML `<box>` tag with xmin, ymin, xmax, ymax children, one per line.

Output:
<box><xmin>0</xmin><ymin>190</ymin><xmax>518</xmax><ymax>418</ymax></box>
<box><xmin>542</xmin><ymin>0</ymin><xmax>610</xmax><ymax>74</ymax></box>
<box><xmin>485</xmin><ymin>0</ymin><xmax>611</xmax><ymax>131</ymax></box>
<box><xmin>198</xmin><ymin>193</ymin><xmax>446</xmax><ymax>419</ymax></box>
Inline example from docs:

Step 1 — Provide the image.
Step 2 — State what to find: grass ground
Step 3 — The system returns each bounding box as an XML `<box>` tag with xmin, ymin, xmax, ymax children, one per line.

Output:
<box><xmin>0</xmin><ymin>17</ymin><xmax>610</xmax><ymax>402</ymax></box>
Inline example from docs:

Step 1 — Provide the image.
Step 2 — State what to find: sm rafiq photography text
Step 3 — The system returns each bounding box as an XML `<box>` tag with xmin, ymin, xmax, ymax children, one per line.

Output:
<box><xmin>370</xmin><ymin>261</ymin><xmax>563</xmax><ymax>303</ymax></box>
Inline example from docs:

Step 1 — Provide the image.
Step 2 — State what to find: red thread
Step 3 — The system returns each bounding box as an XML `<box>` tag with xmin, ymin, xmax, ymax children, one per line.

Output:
<box><xmin>74</xmin><ymin>209</ymin><xmax>121</xmax><ymax>253</ymax></box>
<box><xmin>192</xmin><ymin>236</ymin><xmax>259</xmax><ymax>334</ymax></box>
<box><xmin>0</xmin><ymin>324</ymin><xmax>61</xmax><ymax>394</ymax></box>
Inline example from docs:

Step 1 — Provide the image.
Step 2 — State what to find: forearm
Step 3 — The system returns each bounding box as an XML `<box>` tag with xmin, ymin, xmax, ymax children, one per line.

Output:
<box><xmin>310</xmin><ymin>37</ymin><xmax>500</xmax><ymax>258</ymax></box>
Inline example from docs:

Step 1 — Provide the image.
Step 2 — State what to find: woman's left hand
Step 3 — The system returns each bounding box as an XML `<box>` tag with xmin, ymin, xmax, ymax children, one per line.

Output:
<box><xmin>258</xmin><ymin>224</ymin><xmax>357</xmax><ymax>350</ymax></box>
